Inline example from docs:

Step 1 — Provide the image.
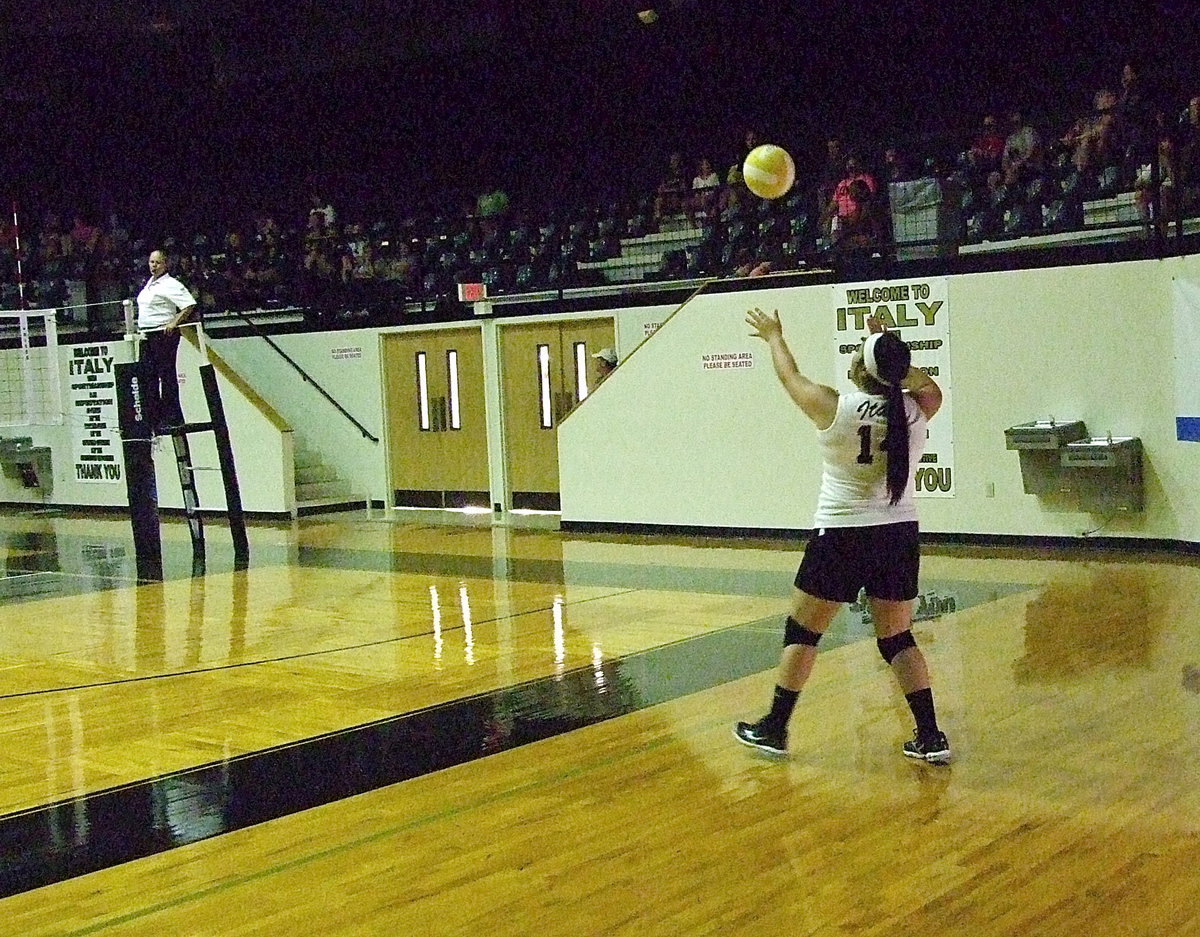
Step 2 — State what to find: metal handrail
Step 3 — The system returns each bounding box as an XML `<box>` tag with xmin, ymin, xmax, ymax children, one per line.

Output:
<box><xmin>221</xmin><ymin>307</ymin><xmax>379</xmax><ymax>443</ymax></box>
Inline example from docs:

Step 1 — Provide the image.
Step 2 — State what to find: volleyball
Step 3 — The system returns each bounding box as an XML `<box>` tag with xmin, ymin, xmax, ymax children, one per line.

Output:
<box><xmin>742</xmin><ymin>144</ymin><xmax>796</xmax><ymax>200</ymax></box>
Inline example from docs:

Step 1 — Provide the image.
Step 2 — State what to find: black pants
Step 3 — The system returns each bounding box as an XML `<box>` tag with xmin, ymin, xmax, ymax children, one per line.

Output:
<box><xmin>139</xmin><ymin>329</ymin><xmax>184</xmax><ymax>429</ymax></box>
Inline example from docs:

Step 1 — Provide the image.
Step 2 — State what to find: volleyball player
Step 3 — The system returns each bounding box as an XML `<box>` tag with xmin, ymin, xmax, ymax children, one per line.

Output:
<box><xmin>734</xmin><ymin>308</ymin><xmax>951</xmax><ymax>764</ymax></box>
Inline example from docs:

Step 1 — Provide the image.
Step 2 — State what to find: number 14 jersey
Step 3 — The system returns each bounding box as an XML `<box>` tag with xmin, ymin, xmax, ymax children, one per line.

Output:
<box><xmin>812</xmin><ymin>390</ymin><xmax>928</xmax><ymax>528</ymax></box>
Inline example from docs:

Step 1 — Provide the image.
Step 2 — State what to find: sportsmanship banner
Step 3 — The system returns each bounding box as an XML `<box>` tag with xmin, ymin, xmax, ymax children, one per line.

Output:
<box><xmin>69</xmin><ymin>343</ymin><xmax>122</xmax><ymax>484</ymax></box>
<box><xmin>831</xmin><ymin>276</ymin><xmax>954</xmax><ymax>497</ymax></box>
<box><xmin>1173</xmin><ymin>278</ymin><xmax>1200</xmax><ymax>442</ymax></box>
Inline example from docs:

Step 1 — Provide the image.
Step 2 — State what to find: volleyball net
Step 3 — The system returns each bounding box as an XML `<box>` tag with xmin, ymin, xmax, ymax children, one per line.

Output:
<box><xmin>0</xmin><ymin>308</ymin><xmax>63</xmax><ymax>427</ymax></box>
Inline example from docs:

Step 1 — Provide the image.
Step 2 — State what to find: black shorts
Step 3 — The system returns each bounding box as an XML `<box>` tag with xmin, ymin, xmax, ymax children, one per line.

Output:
<box><xmin>794</xmin><ymin>521</ymin><xmax>920</xmax><ymax>603</ymax></box>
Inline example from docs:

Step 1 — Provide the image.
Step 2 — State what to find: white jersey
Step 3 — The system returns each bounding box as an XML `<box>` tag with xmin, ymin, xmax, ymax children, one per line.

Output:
<box><xmin>812</xmin><ymin>390</ymin><xmax>927</xmax><ymax>528</ymax></box>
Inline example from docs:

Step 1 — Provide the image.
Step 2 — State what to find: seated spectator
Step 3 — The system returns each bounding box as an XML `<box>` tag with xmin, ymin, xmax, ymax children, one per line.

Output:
<box><xmin>254</xmin><ymin>212</ymin><xmax>283</xmax><ymax>252</ymax></box>
<box><xmin>70</xmin><ymin>214</ymin><xmax>101</xmax><ymax>254</ymax></box>
<box><xmin>224</xmin><ymin>228</ymin><xmax>251</xmax><ymax>265</ymax></box>
<box><xmin>1177</xmin><ymin>95</ymin><xmax>1200</xmax><ymax>205</ymax></box>
<box><xmin>375</xmin><ymin>239</ymin><xmax>415</xmax><ymax>289</ymax></box>
<box><xmin>307</xmin><ymin>190</ymin><xmax>336</xmax><ymax>229</ymax></box>
<box><xmin>342</xmin><ymin>223</ymin><xmax>369</xmax><ymax>269</ymax></box>
<box><xmin>882</xmin><ymin>145</ymin><xmax>916</xmax><ymax>185</ymax></box>
<box><xmin>690</xmin><ymin>156</ymin><xmax>721</xmax><ymax>225</ymax></box>
<box><xmin>1059</xmin><ymin>89</ymin><xmax>1122</xmax><ymax>176</ymax></box>
<box><xmin>731</xmin><ymin>247</ymin><xmax>772</xmax><ymax>278</ymax></box>
<box><xmin>242</xmin><ymin>249</ymin><xmax>285</xmax><ymax>308</ymax></box>
<box><xmin>965</xmin><ymin>114</ymin><xmax>1006</xmax><ymax>181</ymax></box>
<box><xmin>1117</xmin><ymin>60</ymin><xmax>1155</xmax><ymax>165</ymax></box>
<box><xmin>727</xmin><ymin>128</ymin><xmax>763</xmax><ymax>181</ymax></box>
<box><xmin>36</xmin><ymin>218</ymin><xmax>69</xmax><ymax>280</ymax></box>
<box><xmin>653</xmin><ymin>151</ymin><xmax>690</xmax><ymax>223</ymax></box>
<box><xmin>107</xmin><ymin>212</ymin><xmax>131</xmax><ymax>254</ymax></box>
<box><xmin>719</xmin><ymin>164</ymin><xmax>751</xmax><ymax>222</ymax></box>
<box><xmin>815</xmin><ymin>135</ymin><xmax>846</xmax><ymax>217</ymax></box>
<box><xmin>821</xmin><ymin>152</ymin><xmax>878</xmax><ymax>240</ymax></box>
<box><xmin>1133</xmin><ymin>105</ymin><xmax>1200</xmax><ymax>231</ymax></box>
<box><xmin>831</xmin><ymin>178</ymin><xmax>883</xmax><ymax>257</ymax></box>
<box><xmin>999</xmin><ymin>107</ymin><xmax>1044</xmax><ymax>186</ymax></box>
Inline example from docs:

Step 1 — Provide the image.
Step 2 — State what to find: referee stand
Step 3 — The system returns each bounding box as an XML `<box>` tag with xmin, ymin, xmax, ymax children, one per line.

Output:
<box><xmin>115</xmin><ymin>302</ymin><xmax>248</xmax><ymax>581</ymax></box>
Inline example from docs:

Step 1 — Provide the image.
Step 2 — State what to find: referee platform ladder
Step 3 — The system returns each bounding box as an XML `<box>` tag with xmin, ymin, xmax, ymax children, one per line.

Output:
<box><xmin>115</xmin><ymin>322</ymin><xmax>249</xmax><ymax>581</ymax></box>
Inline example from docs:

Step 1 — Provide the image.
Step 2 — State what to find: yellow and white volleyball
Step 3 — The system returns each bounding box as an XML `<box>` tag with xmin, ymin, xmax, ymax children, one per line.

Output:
<box><xmin>742</xmin><ymin>144</ymin><xmax>796</xmax><ymax>200</ymax></box>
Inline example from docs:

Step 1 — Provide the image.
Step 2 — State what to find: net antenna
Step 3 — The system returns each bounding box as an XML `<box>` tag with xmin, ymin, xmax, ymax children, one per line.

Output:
<box><xmin>11</xmin><ymin>201</ymin><xmax>27</xmax><ymax>310</ymax></box>
<box><xmin>0</xmin><ymin>308</ymin><xmax>64</xmax><ymax>427</ymax></box>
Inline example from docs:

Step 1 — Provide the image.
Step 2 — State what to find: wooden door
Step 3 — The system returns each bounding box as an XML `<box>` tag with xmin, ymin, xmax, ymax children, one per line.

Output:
<box><xmin>436</xmin><ymin>330</ymin><xmax>489</xmax><ymax>505</ymax></box>
<box><xmin>382</xmin><ymin>329</ymin><xmax>488</xmax><ymax>508</ymax></box>
<box><xmin>560</xmin><ymin>319</ymin><xmax>616</xmax><ymax>406</ymax></box>
<box><xmin>500</xmin><ymin>318</ymin><xmax>614</xmax><ymax>511</ymax></box>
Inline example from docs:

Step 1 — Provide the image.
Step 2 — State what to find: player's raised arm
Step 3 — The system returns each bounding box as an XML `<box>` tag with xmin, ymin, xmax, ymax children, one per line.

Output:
<box><xmin>902</xmin><ymin>366</ymin><xmax>942</xmax><ymax>420</ymax></box>
<box><xmin>745</xmin><ymin>307</ymin><xmax>838</xmax><ymax>427</ymax></box>
<box><xmin>867</xmin><ymin>313</ymin><xmax>942</xmax><ymax>420</ymax></box>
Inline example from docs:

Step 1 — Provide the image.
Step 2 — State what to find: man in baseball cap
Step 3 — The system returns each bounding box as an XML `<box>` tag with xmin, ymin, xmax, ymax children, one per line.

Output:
<box><xmin>592</xmin><ymin>347</ymin><xmax>618</xmax><ymax>381</ymax></box>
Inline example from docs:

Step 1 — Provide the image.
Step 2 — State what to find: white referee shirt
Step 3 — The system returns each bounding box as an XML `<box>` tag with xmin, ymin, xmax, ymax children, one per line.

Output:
<box><xmin>137</xmin><ymin>273</ymin><xmax>196</xmax><ymax>331</ymax></box>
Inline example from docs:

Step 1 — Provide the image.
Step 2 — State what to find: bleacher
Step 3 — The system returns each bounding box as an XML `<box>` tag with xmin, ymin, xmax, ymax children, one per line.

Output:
<box><xmin>3</xmin><ymin>127</ymin><xmax>1197</xmax><ymax>338</ymax></box>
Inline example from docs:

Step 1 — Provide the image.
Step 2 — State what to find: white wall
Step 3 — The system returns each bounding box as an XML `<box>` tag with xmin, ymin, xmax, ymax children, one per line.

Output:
<box><xmin>211</xmin><ymin>326</ymin><xmax>387</xmax><ymax>504</ymax></box>
<box><xmin>12</xmin><ymin>254</ymin><xmax>1199</xmax><ymax>546</ymax></box>
<box><xmin>0</xmin><ymin>334</ymin><xmax>293</xmax><ymax>515</ymax></box>
<box><xmin>560</xmin><ymin>256</ymin><xmax>1200</xmax><ymax>545</ymax></box>
<box><xmin>156</xmin><ymin>338</ymin><xmax>294</xmax><ymax>515</ymax></box>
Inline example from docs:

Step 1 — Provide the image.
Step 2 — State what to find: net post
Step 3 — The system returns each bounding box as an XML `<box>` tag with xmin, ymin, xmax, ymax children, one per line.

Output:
<box><xmin>114</xmin><ymin>362</ymin><xmax>163</xmax><ymax>581</ymax></box>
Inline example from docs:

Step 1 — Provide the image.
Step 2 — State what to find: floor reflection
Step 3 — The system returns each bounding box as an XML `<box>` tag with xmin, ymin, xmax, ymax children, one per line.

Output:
<box><xmin>1015</xmin><ymin>570</ymin><xmax>1158</xmax><ymax>682</ymax></box>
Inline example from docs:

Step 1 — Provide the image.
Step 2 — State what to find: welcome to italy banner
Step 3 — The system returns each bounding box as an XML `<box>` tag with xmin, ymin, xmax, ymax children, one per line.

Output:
<box><xmin>830</xmin><ymin>276</ymin><xmax>954</xmax><ymax>496</ymax></box>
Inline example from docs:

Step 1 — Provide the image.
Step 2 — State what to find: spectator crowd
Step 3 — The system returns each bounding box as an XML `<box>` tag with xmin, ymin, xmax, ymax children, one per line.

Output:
<box><xmin>3</xmin><ymin>60</ymin><xmax>1198</xmax><ymax>331</ymax></box>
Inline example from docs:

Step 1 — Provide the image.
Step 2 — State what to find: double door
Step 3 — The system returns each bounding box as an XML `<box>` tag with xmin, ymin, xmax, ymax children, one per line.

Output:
<box><xmin>500</xmin><ymin>319</ymin><xmax>614</xmax><ymax>510</ymax></box>
<box><xmin>382</xmin><ymin>328</ymin><xmax>489</xmax><ymax>508</ymax></box>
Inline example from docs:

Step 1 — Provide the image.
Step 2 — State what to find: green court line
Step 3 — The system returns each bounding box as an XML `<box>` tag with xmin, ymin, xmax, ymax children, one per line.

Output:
<box><xmin>36</xmin><ymin>599</ymin><xmax>965</xmax><ymax>935</ymax></box>
<box><xmin>51</xmin><ymin>728</ymin><xmax>690</xmax><ymax>937</ymax></box>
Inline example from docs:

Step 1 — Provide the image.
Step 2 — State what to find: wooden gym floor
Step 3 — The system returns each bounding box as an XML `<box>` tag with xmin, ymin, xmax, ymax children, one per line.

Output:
<box><xmin>0</xmin><ymin>507</ymin><xmax>1198</xmax><ymax>935</ymax></box>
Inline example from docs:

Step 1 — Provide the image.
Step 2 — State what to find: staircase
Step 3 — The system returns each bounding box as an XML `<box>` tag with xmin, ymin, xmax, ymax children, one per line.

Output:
<box><xmin>293</xmin><ymin>441</ymin><xmax>362</xmax><ymax>516</ymax></box>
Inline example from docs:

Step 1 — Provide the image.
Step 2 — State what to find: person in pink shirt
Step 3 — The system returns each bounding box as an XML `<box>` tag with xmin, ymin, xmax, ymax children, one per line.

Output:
<box><xmin>821</xmin><ymin>153</ymin><xmax>878</xmax><ymax>239</ymax></box>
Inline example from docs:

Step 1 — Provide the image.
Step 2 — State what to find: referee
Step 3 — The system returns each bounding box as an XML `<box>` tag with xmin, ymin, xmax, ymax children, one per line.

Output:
<box><xmin>136</xmin><ymin>249</ymin><xmax>196</xmax><ymax>435</ymax></box>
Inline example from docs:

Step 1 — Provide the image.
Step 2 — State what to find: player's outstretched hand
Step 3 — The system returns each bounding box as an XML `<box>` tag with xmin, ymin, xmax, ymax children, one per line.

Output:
<box><xmin>867</xmin><ymin>314</ymin><xmax>885</xmax><ymax>334</ymax></box>
<box><xmin>746</xmin><ymin>307</ymin><xmax>782</xmax><ymax>342</ymax></box>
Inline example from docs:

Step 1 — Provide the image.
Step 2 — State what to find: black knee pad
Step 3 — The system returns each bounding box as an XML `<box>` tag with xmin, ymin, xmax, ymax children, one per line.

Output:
<box><xmin>784</xmin><ymin>616</ymin><xmax>823</xmax><ymax>648</ymax></box>
<box><xmin>877</xmin><ymin>629</ymin><xmax>916</xmax><ymax>664</ymax></box>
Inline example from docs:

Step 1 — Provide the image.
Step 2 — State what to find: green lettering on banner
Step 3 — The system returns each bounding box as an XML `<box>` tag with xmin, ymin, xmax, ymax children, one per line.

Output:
<box><xmin>917</xmin><ymin>301</ymin><xmax>943</xmax><ymax>325</ymax></box>
<box><xmin>836</xmin><ymin>305</ymin><xmax>876</xmax><ymax>331</ymax></box>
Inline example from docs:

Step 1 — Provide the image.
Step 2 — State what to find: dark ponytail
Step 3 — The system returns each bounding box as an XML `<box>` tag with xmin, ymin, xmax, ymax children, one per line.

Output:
<box><xmin>866</xmin><ymin>332</ymin><xmax>912</xmax><ymax>505</ymax></box>
<box><xmin>881</xmin><ymin>384</ymin><xmax>909</xmax><ymax>505</ymax></box>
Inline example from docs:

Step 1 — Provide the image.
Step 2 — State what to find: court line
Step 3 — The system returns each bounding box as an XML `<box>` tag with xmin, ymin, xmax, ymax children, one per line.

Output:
<box><xmin>0</xmin><ymin>615</ymin><xmax>784</xmax><ymax>826</ymax></box>
<box><xmin>0</xmin><ymin>587</ymin><xmax>643</xmax><ymax>701</ymax></box>
<box><xmin>50</xmin><ymin>724</ymin><xmax>692</xmax><ymax>937</ymax></box>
